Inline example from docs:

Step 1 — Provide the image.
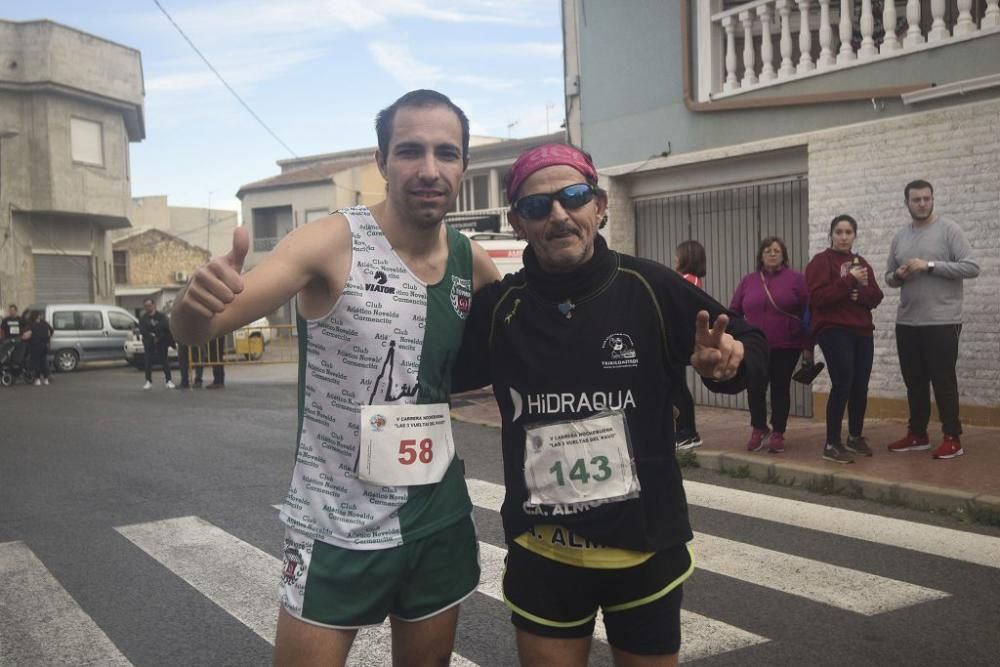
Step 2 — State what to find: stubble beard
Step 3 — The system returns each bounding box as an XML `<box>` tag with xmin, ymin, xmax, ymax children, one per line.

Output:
<box><xmin>909</xmin><ymin>203</ymin><xmax>934</xmax><ymax>223</ymax></box>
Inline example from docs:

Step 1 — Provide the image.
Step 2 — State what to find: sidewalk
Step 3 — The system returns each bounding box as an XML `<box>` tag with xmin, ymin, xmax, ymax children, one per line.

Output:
<box><xmin>451</xmin><ymin>388</ymin><xmax>1000</xmax><ymax>518</ymax></box>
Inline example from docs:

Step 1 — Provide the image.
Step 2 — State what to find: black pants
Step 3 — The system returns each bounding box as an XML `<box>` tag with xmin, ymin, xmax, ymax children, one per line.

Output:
<box><xmin>817</xmin><ymin>328</ymin><xmax>874</xmax><ymax>444</ymax></box>
<box><xmin>29</xmin><ymin>347</ymin><xmax>50</xmax><ymax>379</ymax></box>
<box><xmin>178</xmin><ymin>344</ymin><xmax>203</xmax><ymax>386</ymax></box>
<box><xmin>896</xmin><ymin>324</ymin><xmax>962</xmax><ymax>437</ymax></box>
<box><xmin>673</xmin><ymin>374</ymin><xmax>697</xmax><ymax>439</ymax></box>
<box><xmin>748</xmin><ymin>348</ymin><xmax>801</xmax><ymax>433</ymax></box>
<box><xmin>143</xmin><ymin>338</ymin><xmax>172</xmax><ymax>383</ymax></box>
<box><xmin>207</xmin><ymin>337</ymin><xmax>225</xmax><ymax>386</ymax></box>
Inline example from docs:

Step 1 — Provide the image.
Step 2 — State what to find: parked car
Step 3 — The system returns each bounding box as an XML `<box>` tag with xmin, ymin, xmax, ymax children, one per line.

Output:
<box><xmin>463</xmin><ymin>231</ymin><xmax>526</xmax><ymax>277</ymax></box>
<box><xmin>233</xmin><ymin>316</ymin><xmax>272</xmax><ymax>360</ymax></box>
<box><xmin>125</xmin><ymin>316</ymin><xmax>272</xmax><ymax>368</ymax></box>
<box><xmin>26</xmin><ymin>303</ymin><xmax>138</xmax><ymax>372</ymax></box>
<box><xmin>123</xmin><ymin>329</ymin><xmax>178</xmax><ymax>370</ymax></box>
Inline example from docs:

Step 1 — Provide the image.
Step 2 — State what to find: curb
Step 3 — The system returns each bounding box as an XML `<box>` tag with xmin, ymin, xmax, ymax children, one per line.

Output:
<box><xmin>693</xmin><ymin>447</ymin><xmax>1000</xmax><ymax>516</ymax></box>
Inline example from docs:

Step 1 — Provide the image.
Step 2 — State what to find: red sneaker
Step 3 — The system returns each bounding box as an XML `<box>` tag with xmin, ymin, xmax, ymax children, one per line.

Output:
<box><xmin>767</xmin><ymin>432</ymin><xmax>785</xmax><ymax>453</ymax></box>
<box><xmin>746</xmin><ymin>428</ymin><xmax>770</xmax><ymax>452</ymax></box>
<box><xmin>931</xmin><ymin>436</ymin><xmax>964</xmax><ymax>460</ymax></box>
<box><xmin>887</xmin><ymin>431</ymin><xmax>930</xmax><ymax>453</ymax></box>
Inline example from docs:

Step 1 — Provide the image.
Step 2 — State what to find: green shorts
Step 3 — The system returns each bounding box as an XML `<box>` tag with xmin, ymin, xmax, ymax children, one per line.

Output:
<box><xmin>280</xmin><ymin>514</ymin><xmax>480</xmax><ymax>628</ymax></box>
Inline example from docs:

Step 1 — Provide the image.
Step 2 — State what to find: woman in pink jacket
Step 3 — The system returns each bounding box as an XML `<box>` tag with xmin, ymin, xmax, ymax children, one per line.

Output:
<box><xmin>730</xmin><ymin>237</ymin><xmax>811</xmax><ymax>454</ymax></box>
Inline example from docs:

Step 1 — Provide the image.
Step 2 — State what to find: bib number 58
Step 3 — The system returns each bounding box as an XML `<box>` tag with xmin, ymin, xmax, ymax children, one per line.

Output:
<box><xmin>398</xmin><ymin>438</ymin><xmax>434</xmax><ymax>465</ymax></box>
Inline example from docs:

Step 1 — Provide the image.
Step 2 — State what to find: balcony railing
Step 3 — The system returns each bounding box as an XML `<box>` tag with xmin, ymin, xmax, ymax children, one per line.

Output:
<box><xmin>701</xmin><ymin>0</ymin><xmax>1000</xmax><ymax>99</ymax></box>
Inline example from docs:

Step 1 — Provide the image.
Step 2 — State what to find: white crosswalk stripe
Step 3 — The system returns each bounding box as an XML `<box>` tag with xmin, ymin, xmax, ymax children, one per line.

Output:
<box><xmin>0</xmin><ymin>541</ymin><xmax>133</xmax><ymax>666</ymax></box>
<box><xmin>467</xmin><ymin>478</ymin><xmax>948</xmax><ymax>613</ymax></box>
<box><xmin>4</xmin><ymin>477</ymin><xmax>982</xmax><ymax>665</ymax></box>
<box><xmin>468</xmin><ymin>480</ymin><xmax>771</xmax><ymax>659</ymax></box>
<box><xmin>115</xmin><ymin>516</ymin><xmax>479</xmax><ymax>667</ymax></box>
<box><xmin>477</xmin><ymin>537</ymin><xmax>769</xmax><ymax>663</ymax></box>
<box><xmin>684</xmin><ymin>480</ymin><xmax>1000</xmax><ymax>569</ymax></box>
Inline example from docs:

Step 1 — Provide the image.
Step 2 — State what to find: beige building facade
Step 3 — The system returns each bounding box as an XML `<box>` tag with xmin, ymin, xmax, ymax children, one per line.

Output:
<box><xmin>112</xmin><ymin>228</ymin><xmax>209</xmax><ymax>315</ymax></box>
<box><xmin>0</xmin><ymin>19</ymin><xmax>144</xmax><ymax>307</ymax></box>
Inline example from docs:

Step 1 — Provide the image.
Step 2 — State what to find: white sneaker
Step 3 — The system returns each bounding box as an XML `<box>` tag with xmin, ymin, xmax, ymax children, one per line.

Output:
<box><xmin>43</xmin><ymin>378</ymin><xmax>50</xmax><ymax>385</ymax></box>
<box><xmin>166</xmin><ymin>380</ymin><xmax>176</xmax><ymax>389</ymax></box>
<box><xmin>34</xmin><ymin>379</ymin><xmax>41</xmax><ymax>386</ymax></box>
<box><xmin>143</xmin><ymin>381</ymin><xmax>153</xmax><ymax>390</ymax></box>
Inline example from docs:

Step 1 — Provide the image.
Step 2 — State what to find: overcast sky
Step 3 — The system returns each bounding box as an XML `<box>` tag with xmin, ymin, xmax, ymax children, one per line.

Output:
<box><xmin>6</xmin><ymin>1</ymin><xmax>565</xmax><ymax>215</ymax></box>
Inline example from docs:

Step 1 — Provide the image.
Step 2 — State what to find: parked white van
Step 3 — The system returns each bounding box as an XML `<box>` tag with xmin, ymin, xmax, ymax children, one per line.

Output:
<box><xmin>463</xmin><ymin>232</ymin><xmax>526</xmax><ymax>277</ymax></box>
<box><xmin>26</xmin><ymin>303</ymin><xmax>138</xmax><ymax>372</ymax></box>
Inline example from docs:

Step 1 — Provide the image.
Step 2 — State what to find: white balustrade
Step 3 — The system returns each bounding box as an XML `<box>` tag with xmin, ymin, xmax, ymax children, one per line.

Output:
<box><xmin>954</xmin><ymin>0</ymin><xmax>975</xmax><ymax>37</ymax></box>
<box><xmin>740</xmin><ymin>11</ymin><xmax>759</xmax><ymax>87</ymax></box>
<box><xmin>859</xmin><ymin>0</ymin><xmax>877</xmax><ymax>57</ymax></box>
<box><xmin>757</xmin><ymin>4</ymin><xmax>777</xmax><ymax>81</ymax></box>
<box><xmin>881</xmin><ymin>0</ymin><xmax>900</xmax><ymax>53</ymax></box>
<box><xmin>707</xmin><ymin>0</ymin><xmax>1000</xmax><ymax>98</ymax></box>
<box><xmin>985</xmin><ymin>0</ymin><xmax>1000</xmax><ymax>29</ymax></box>
<box><xmin>818</xmin><ymin>0</ymin><xmax>835</xmax><ymax>67</ymax></box>
<box><xmin>723</xmin><ymin>16</ymin><xmax>739</xmax><ymax>92</ymax></box>
<box><xmin>928</xmin><ymin>0</ymin><xmax>949</xmax><ymax>41</ymax></box>
<box><xmin>838</xmin><ymin>0</ymin><xmax>856</xmax><ymax>63</ymax></box>
<box><xmin>777</xmin><ymin>0</ymin><xmax>795</xmax><ymax>78</ymax></box>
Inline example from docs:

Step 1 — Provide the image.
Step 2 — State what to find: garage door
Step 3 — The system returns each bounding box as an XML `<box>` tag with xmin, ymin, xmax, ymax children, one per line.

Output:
<box><xmin>33</xmin><ymin>254</ymin><xmax>93</xmax><ymax>303</ymax></box>
<box><xmin>634</xmin><ymin>177</ymin><xmax>812</xmax><ymax>417</ymax></box>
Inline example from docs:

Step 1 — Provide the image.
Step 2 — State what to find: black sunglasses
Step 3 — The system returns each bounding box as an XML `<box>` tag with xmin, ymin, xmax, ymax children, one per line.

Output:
<box><xmin>512</xmin><ymin>183</ymin><xmax>596</xmax><ymax>221</ymax></box>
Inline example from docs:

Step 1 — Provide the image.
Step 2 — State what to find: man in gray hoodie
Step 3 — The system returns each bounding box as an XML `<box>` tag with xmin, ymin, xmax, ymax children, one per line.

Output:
<box><xmin>884</xmin><ymin>180</ymin><xmax>979</xmax><ymax>460</ymax></box>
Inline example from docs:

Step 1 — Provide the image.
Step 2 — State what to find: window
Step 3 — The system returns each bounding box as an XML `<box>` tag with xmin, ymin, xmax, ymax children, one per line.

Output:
<box><xmin>78</xmin><ymin>311</ymin><xmax>103</xmax><ymax>331</ymax></box>
<box><xmin>251</xmin><ymin>206</ymin><xmax>291</xmax><ymax>252</ymax></box>
<box><xmin>456</xmin><ymin>174</ymin><xmax>490</xmax><ymax>212</ymax></box>
<box><xmin>113</xmin><ymin>251</ymin><xmax>129</xmax><ymax>284</ymax></box>
<box><xmin>52</xmin><ymin>311</ymin><xmax>76</xmax><ymax>331</ymax></box>
<box><xmin>70</xmin><ymin>117</ymin><xmax>104</xmax><ymax>166</ymax></box>
<box><xmin>304</xmin><ymin>209</ymin><xmax>329</xmax><ymax>224</ymax></box>
<box><xmin>108</xmin><ymin>311</ymin><xmax>136</xmax><ymax>331</ymax></box>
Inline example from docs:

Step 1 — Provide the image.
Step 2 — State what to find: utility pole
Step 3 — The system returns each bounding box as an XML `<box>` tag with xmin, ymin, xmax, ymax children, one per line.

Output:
<box><xmin>506</xmin><ymin>120</ymin><xmax>519</xmax><ymax>138</ymax></box>
<box><xmin>545</xmin><ymin>102</ymin><xmax>555</xmax><ymax>134</ymax></box>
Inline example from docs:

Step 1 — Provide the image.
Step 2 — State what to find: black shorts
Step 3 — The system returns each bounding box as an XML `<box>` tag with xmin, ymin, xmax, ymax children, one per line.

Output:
<box><xmin>503</xmin><ymin>541</ymin><xmax>692</xmax><ymax>656</ymax></box>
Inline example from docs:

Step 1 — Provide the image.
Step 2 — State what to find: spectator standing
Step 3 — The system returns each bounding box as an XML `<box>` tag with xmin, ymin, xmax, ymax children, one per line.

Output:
<box><xmin>204</xmin><ymin>336</ymin><xmax>225</xmax><ymax>389</ymax></box>
<box><xmin>674</xmin><ymin>240</ymin><xmax>707</xmax><ymax>450</ymax></box>
<box><xmin>884</xmin><ymin>180</ymin><xmax>979</xmax><ymax>460</ymax></box>
<box><xmin>22</xmin><ymin>310</ymin><xmax>53</xmax><ymax>385</ymax></box>
<box><xmin>177</xmin><ymin>343</ymin><xmax>204</xmax><ymax>389</ymax></box>
<box><xmin>138</xmin><ymin>298</ymin><xmax>175</xmax><ymax>390</ymax></box>
<box><xmin>730</xmin><ymin>237</ymin><xmax>811</xmax><ymax>454</ymax></box>
<box><xmin>806</xmin><ymin>215</ymin><xmax>884</xmax><ymax>464</ymax></box>
<box><xmin>1</xmin><ymin>304</ymin><xmax>23</xmax><ymax>340</ymax></box>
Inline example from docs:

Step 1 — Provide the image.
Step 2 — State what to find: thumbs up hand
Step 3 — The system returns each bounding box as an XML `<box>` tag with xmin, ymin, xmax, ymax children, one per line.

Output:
<box><xmin>178</xmin><ymin>227</ymin><xmax>249</xmax><ymax>319</ymax></box>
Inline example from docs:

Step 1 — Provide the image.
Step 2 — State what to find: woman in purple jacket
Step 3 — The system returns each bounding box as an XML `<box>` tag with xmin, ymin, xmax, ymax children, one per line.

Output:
<box><xmin>730</xmin><ymin>237</ymin><xmax>811</xmax><ymax>454</ymax></box>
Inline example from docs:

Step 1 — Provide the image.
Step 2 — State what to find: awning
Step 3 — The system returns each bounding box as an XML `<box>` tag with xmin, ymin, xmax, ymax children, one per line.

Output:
<box><xmin>114</xmin><ymin>286</ymin><xmax>164</xmax><ymax>297</ymax></box>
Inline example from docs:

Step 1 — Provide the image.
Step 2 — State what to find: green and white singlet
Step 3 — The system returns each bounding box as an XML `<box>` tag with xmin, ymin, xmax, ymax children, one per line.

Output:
<box><xmin>280</xmin><ymin>206</ymin><xmax>474</xmax><ymax>549</ymax></box>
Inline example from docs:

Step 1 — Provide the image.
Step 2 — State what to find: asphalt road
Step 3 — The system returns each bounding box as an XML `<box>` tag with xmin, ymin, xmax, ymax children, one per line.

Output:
<box><xmin>1</xmin><ymin>365</ymin><xmax>999</xmax><ymax>666</ymax></box>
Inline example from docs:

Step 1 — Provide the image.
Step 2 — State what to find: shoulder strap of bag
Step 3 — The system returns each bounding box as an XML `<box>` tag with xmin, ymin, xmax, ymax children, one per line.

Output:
<box><xmin>759</xmin><ymin>272</ymin><xmax>801</xmax><ymax>322</ymax></box>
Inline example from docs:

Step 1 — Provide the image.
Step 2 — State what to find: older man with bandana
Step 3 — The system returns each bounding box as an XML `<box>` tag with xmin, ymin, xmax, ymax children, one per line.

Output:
<box><xmin>455</xmin><ymin>144</ymin><xmax>767</xmax><ymax>667</ymax></box>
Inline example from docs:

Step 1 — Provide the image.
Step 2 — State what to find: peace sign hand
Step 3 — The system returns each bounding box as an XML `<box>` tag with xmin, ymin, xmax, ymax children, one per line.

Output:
<box><xmin>690</xmin><ymin>310</ymin><xmax>744</xmax><ymax>382</ymax></box>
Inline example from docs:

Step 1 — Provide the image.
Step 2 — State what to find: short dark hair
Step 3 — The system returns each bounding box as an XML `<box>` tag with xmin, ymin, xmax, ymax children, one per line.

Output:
<box><xmin>675</xmin><ymin>240</ymin><xmax>706</xmax><ymax>277</ymax></box>
<box><xmin>7</xmin><ymin>304</ymin><xmax>16</xmax><ymax>310</ymax></box>
<box><xmin>829</xmin><ymin>214</ymin><xmax>858</xmax><ymax>236</ymax></box>
<box><xmin>756</xmin><ymin>236</ymin><xmax>790</xmax><ymax>270</ymax></box>
<box><xmin>142</xmin><ymin>298</ymin><xmax>155</xmax><ymax>306</ymax></box>
<box><xmin>375</xmin><ymin>89</ymin><xmax>470</xmax><ymax>168</ymax></box>
<box><xmin>904</xmin><ymin>180</ymin><xmax>934</xmax><ymax>200</ymax></box>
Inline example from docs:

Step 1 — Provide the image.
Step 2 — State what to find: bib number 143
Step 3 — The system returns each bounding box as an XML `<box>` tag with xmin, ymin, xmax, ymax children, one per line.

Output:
<box><xmin>549</xmin><ymin>456</ymin><xmax>612</xmax><ymax>486</ymax></box>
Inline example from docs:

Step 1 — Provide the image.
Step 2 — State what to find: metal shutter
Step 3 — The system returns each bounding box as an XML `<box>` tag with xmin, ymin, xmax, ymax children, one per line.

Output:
<box><xmin>33</xmin><ymin>254</ymin><xmax>94</xmax><ymax>303</ymax></box>
<box><xmin>634</xmin><ymin>177</ymin><xmax>812</xmax><ymax>417</ymax></box>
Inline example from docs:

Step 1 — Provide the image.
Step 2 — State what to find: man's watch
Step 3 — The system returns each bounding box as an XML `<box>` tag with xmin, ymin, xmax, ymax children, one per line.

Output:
<box><xmin>927</xmin><ymin>261</ymin><xmax>936</xmax><ymax>273</ymax></box>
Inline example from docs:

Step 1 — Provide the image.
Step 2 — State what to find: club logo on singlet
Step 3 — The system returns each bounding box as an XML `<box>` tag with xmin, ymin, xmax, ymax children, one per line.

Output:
<box><xmin>450</xmin><ymin>275</ymin><xmax>471</xmax><ymax>319</ymax></box>
<box><xmin>280</xmin><ymin>540</ymin><xmax>306</xmax><ymax>585</ymax></box>
<box><xmin>369</xmin><ymin>413</ymin><xmax>387</xmax><ymax>431</ymax></box>
<box><xmin>601</xmin><ymin>333</ymin><xmax>638</xmax><ymax>369</ymax></box>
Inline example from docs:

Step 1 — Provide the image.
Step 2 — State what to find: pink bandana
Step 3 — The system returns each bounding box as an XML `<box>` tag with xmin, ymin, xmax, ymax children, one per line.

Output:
<box><xmin>505</xmin><ymin>144</ymin><xmax>598</xmax><ymax>202</ymax></box>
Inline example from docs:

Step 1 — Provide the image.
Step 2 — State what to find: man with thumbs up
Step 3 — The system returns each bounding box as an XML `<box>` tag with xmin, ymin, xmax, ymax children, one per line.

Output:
<box><xmin>171</xmin><ymin>90</ymin><xmax>499</xmax><ymax>667</ymax></box>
